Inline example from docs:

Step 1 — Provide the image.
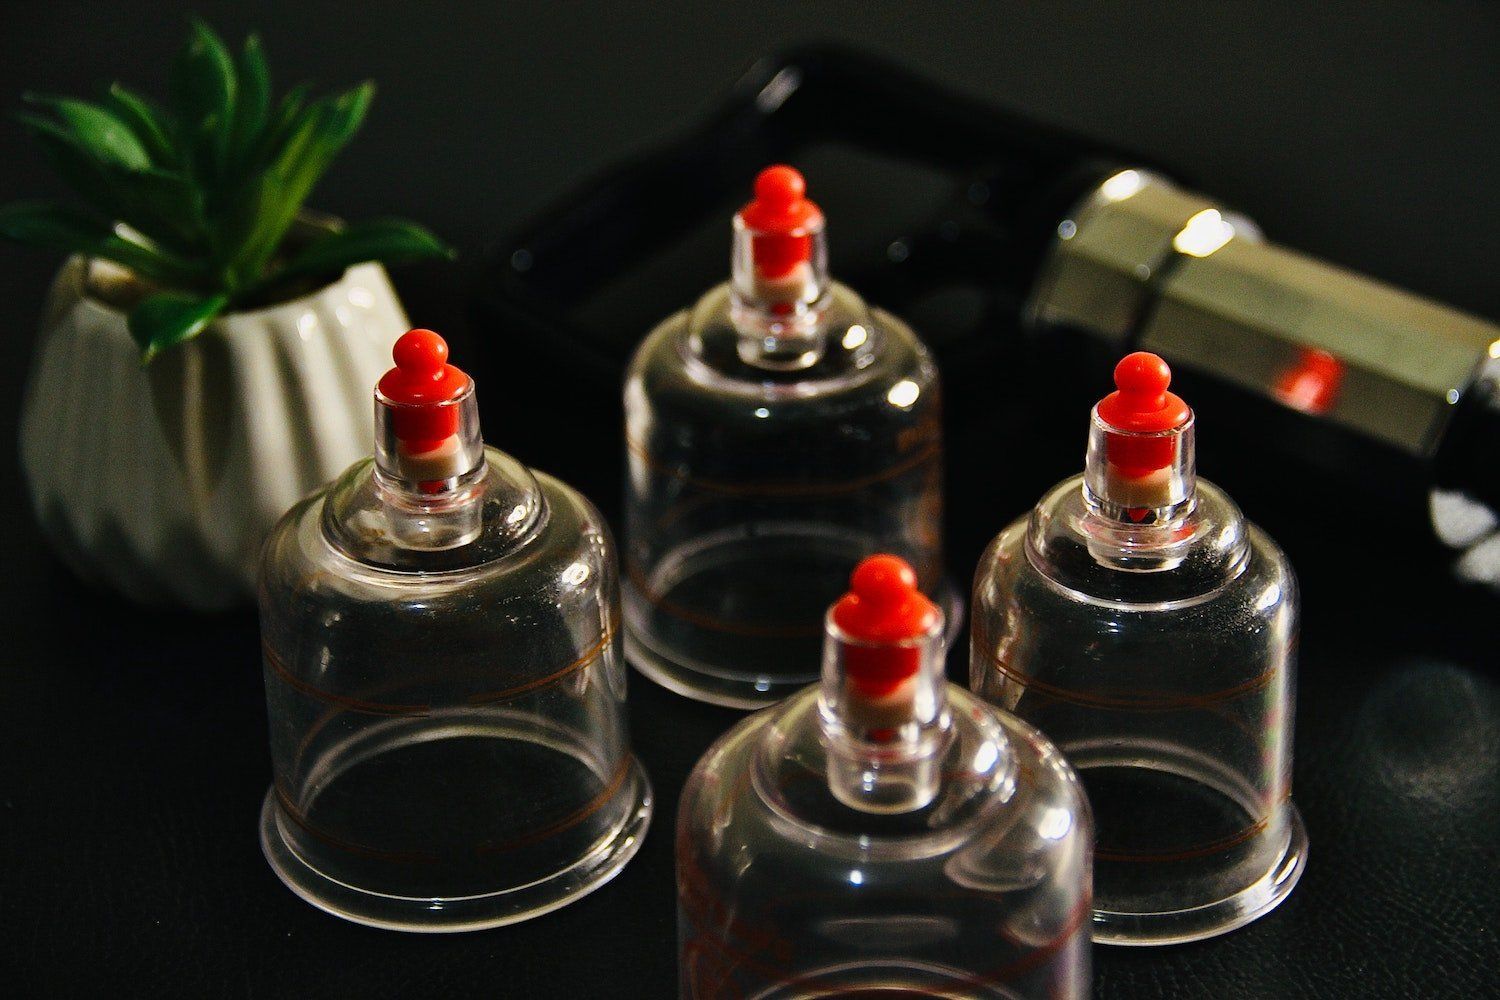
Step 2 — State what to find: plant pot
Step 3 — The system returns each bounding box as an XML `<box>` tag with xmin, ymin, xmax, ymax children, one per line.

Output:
<box><xmin>19</xmin><ymin>254</ymin><xmax>410</xmax><ymax>610</ymax></box>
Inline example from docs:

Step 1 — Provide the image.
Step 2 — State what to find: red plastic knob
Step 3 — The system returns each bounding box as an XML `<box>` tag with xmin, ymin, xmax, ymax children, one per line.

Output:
<box><xmin>832</xmin><ymin>555</ymin><xmax>938</xmax><ymax>698</ymax></box>
<box><xmin>739</xmin><ymin>165</ymin><xmax>823</xmax><ymax>279</ymax></box>
<box><xmin>1096</xmin><ymin>352</ymin><xmax>1190</xmax><ymax>475</ymax></box>
<box><xmin>377</xmin><ymin>329</ymin><xmax>470</xmax><ymax>449</ymax></box>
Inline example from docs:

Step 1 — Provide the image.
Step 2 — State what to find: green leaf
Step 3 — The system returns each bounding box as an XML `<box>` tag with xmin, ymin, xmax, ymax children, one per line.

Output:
<box><xmin>106</xmin><ymin>165</ymin><xmax>205</xmax><ymax>251</ymax></box>
<box><xmin>169</xmin><ymin>17</ymin><xmax>236</xmax><ymax>184</ymax></box>
<box><xmin>105</xmin><ymin>83</ymin><xmax>177</xmax><ymax>166</ymax></box>
<box><xmin>268</xmin><ymin>218</ymin><xmax>453</xmax><ymax>287</ymax></box>
<box><xmin>214</xmin><ymin>83</ymin><xmax>308</xmax><ymax>261</ymax></box>
<box><xmin>17</xmin><ymin>113</ymin><xmax>121</xmax><ymax>216</ymax></box>
<box><xmin>22</xmin><ymin>94</ymin><xmax>151</xmax><ymax>170</ymax></box>
<box><xmin>248</xmin><ymin>83</ymin><xmax>307</xmax><ymax>170</ymax></box>
<box><xmin>0</xmin><ymin>201</ymin><xmax>110</xmax><ymax>248</ymax></box>
<box><xmin>228</xmin><ymin>34</ymin><xmax>270</xmax><ymax>168</ymax></box>
<box><xmin>128</xmin><ymin>290</ymin><xmax>229</xmax><ymax>362</ymax></box>
<box><xmin>319</xmin><ymin>81</ymin><xmax>374</xmax><ymax>147</ymax></box>
<box><xmin>223</xmin><ymin>83</ymin><xmax>376</xmax><ymax>289</ymax></box>
<box><xmin>222</xmin><ymin>94</ymin><xmax>322</xmax><ymax>244</ymax></box>
<box><xmin>17</xmin><ymin>112</ymin><xmax>204</xmax><ymax>254</ymax></box>
<box><xmin>0</xmin><ymin>201</ymin><xmax>204</xmax><ymax>287</ymax></box>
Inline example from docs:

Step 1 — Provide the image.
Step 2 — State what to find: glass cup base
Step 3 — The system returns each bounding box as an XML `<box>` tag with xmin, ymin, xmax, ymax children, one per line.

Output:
<box><xmin>258</xmin><ymin>756</ymin><xmax>652</xmax><ymax>933</ymax></box>
<box><xmin>1091</xmin><ymin>804</ymin><xmax>1307</xmax><ymax>946</ymax></box>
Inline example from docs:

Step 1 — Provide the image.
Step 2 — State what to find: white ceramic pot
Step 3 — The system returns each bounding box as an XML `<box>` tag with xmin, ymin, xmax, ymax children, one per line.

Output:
<box><xmin>19</xmin><ymin>255</ymin><xmax>409</xmax><ymax>609</ymax></box>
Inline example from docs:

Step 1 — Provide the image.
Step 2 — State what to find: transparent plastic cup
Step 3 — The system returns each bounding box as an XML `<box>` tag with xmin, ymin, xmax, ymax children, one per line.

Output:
<box><xmin>678</xmin><ymin>556</ymin><xmax>1092</xmax><ymax>997</ymax></box>
<box><xmin>624</xmin><ymin>167</ymin><xmax>957</xmax><ymax>709</ymax></box>
<box><xmin>970</xmin><ymin>353</ymin><xmax>1306</xmax><ymax>945</ymax></box>
<box><xmin>258</xmin><ymin>330</ymin><xmax>652</xmax><ymax>932</ymax></box>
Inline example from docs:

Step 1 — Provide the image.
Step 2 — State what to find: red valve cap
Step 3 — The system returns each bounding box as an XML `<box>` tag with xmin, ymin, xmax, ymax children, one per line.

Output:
<box><xmin>832</xmin><ymin>555</ymin><xmax>939</xmax><ymax>698</ymax></box>
<box><xmin>377</xmin><ymin>329</ymin><xmax>470</xmax><ymax>448</ymax></box>
<box><xmin>1096</xmin><ymin>352</ymin><xmax>1190</xmax><ymax>476</ymax></box>
<box><xmin>739</xmin><ymin>165</ymin><xmax>823</xmax><ymax>279</ymax></box>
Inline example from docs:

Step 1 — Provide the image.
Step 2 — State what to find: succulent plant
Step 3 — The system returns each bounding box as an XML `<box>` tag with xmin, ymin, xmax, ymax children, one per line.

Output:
<box><xmin>0</xmin><ymin>18</ymin><xmax>452</xmax><ymax>361</ymax></box>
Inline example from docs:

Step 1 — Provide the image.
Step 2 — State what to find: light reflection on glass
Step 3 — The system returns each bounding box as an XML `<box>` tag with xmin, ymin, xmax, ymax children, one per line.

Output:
<box><xmin>887</xmin><ymin>380</ymin><xmax>920</xmax><ymax>408</ymax></box>
<box><xmin>1038</xmin><ymin>807</ymin><xmax>1073</xmax><ymax>841</ymax></box>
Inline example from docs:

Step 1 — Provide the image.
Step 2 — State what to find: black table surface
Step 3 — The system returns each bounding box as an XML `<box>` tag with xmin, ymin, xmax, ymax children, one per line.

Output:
<box><xmin>1</xmin><ymin>3</ymin><xmax>1497</xmax><ymax>998</ymax></box>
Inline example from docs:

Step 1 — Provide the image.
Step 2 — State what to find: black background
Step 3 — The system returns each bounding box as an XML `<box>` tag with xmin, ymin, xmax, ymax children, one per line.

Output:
<box><xmin>1</xmin><ymin>3</ymin><xmax>1497</xmax><ymax>998</ymax></box>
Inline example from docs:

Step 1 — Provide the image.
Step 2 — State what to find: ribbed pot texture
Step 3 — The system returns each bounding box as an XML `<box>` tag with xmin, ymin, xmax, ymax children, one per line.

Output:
<box><xmin>19</xmin><ymin>256</ymin><xmax>409</xmax><ymax>609</ymax></box>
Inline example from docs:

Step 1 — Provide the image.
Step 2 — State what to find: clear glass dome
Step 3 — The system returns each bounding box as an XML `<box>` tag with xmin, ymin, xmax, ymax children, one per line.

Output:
<box><xmin>257</xmin><ymin>330</ymin><xmax>652</xmax><ymax>932</ymax></box>
<box><xmin>969</xmin><ymin>353</ymin><xmax>1306</xmax><ymax>946</ymax></box>
<box><xmin>678</xmin><ymin>556</ymin><xmax>1092</xmax><ymax>998</ymax></box>
<box><xmin>623</xmin><ymin>166</ymin><xmax>955</xmax><ymax>709</ymax></box>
